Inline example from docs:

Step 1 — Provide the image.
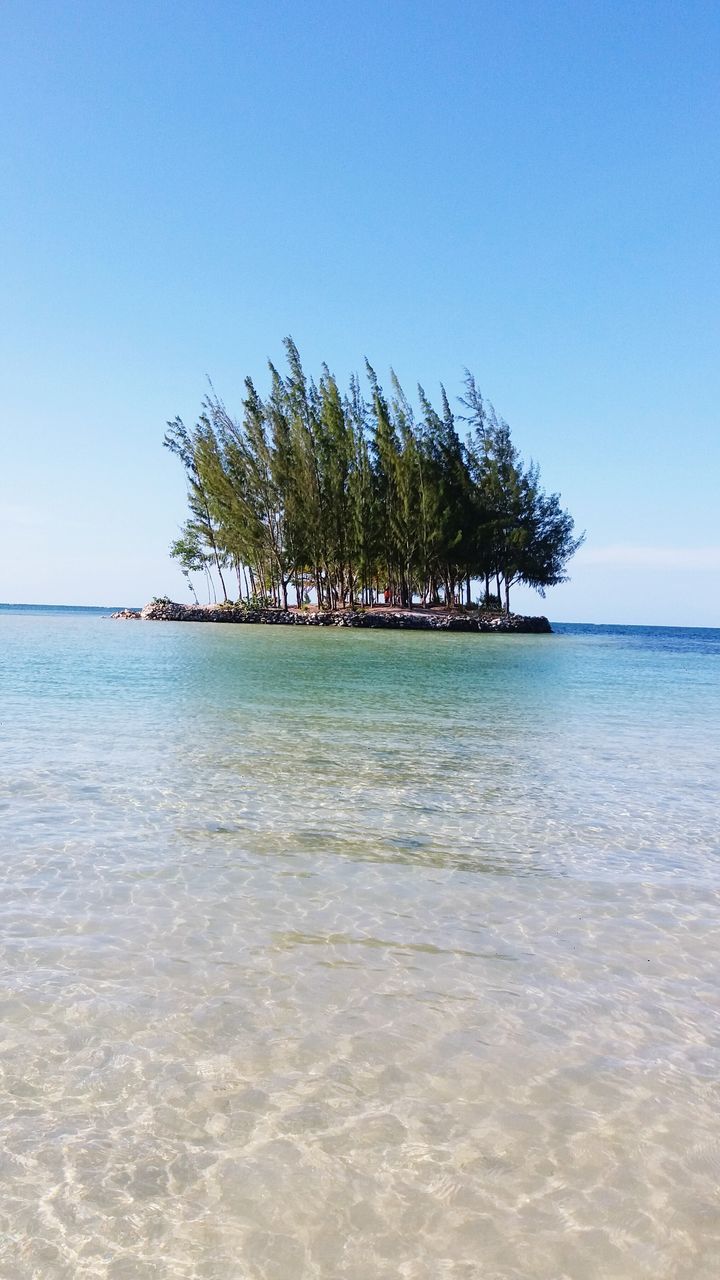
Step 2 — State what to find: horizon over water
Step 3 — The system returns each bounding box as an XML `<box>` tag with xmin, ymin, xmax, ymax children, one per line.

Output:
<box><xmin>3</xmin><ymin>600</ymin><xmax>719</xmax><ymax>631</ymax></box>
<box><xmin>2</xmin><ymin>606</ymin><xmax>719</xmax><ymax>1278</ymax></box>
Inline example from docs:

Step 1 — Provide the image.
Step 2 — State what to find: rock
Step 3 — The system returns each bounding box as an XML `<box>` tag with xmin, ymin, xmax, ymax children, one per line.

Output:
<box><xmin>138</xmin><ymin>600</ymin><xmax>552</xmax><ymax>633</ymax></box>
<box><xmin>111</xmin><ymin>609</ymin><xmax>141</xmax><ymax>619</ymax></box>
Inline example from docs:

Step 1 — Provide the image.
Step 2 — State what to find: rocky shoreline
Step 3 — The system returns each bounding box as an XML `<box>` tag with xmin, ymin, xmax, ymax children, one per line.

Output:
<box><xmin>113</xmin><ymin>601</ymin><xmax>552</xmax><ymax>633</ymax></box>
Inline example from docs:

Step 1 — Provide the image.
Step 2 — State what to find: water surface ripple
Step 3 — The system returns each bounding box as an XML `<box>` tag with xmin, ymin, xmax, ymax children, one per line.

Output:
<box><xmin>1</xmin><ymin>611</ymin><xmax>719</xmax><ymax>1278</ymax></box>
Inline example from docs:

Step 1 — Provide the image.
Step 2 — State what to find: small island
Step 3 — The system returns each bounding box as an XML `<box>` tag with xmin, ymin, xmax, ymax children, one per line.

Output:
<box><xmin>120</xmin><ymin>600</ymin><xmax>551</xmax><ymax>632</ymax></box>
<box><xmin>153</xmin><ymin>340</ymin><xmax>582</xmax><ymax>624</ymax></box>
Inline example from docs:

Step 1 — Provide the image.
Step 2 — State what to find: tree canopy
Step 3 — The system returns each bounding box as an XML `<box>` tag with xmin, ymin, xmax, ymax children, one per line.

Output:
<box><xmin>165</xmin><ymin>340</ymin><xmax>583</xmax><ymax>612</ymax></box>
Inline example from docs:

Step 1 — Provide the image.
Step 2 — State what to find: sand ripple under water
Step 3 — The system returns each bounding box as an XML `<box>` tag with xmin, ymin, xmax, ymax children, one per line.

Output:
<box><xmin>1</xmin><ymin>613</ymin><xmax>719</xmax><ymax>1278</ymax></box>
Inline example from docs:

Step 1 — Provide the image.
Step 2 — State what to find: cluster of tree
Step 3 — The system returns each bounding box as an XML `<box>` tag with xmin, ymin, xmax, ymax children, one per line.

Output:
<box><xmin>165</xmin><ymin>339</ymin><xmax>583</xmax><ymax>613</ymax></box>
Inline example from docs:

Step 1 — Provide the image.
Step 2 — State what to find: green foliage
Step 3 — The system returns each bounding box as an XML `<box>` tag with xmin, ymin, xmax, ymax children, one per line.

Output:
<box><xmin>240</xmin><ymin>593</ymin><xmax>275</xmax><ymax>609</ymax></box>
<box><xmin>477</xmin><ymin>592</ymin><xmax>503</xmax><ymax>611</ymax></box>
<box><xmin>164</xmin><ymin>341</ymin><xmax>584</xmax><ymax>613</ymax></box>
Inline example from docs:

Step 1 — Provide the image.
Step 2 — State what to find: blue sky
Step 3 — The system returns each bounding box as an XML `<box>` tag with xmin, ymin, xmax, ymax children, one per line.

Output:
<box><xmin>2</xmin><ymin>0</ymin><xmax>718</xmax><ymax>623</ymax></box>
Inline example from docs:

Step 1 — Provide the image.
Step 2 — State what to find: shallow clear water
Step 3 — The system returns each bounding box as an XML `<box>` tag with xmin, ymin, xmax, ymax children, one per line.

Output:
<box><xmin>1</xmin><ymin>608</ymin><xmax>719</xmax><ymax>1279</ymax></box>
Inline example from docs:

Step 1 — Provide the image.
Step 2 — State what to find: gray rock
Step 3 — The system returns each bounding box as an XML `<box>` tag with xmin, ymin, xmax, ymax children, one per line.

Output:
<box><xmin>137</xmin><ymin>601</ymin><xmax>552</xmax><ymax>634</ymax></box>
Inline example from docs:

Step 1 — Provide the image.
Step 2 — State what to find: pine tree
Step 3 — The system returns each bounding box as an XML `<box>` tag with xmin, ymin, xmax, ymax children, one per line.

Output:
<box><xmin>164</xmin><ymin>342</ymin><xmax>583</xmax><ymax>615</ymax></box>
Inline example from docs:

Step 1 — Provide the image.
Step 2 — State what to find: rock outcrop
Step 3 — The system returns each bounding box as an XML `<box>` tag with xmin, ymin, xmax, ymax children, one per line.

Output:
<box><xmin>136</xmin><ymin>600</ymin><xmax>552</xmax><ymax>633</ymax></box>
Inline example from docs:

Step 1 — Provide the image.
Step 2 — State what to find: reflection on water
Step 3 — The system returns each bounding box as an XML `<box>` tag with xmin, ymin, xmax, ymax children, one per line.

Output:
<box><xmin>1</xmin><ymin>614</ymin><xmax>719</xmax><ymax>1278</ymax></box>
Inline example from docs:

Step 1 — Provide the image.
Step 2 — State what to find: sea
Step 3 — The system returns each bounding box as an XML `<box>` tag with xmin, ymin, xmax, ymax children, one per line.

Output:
<box><xmin>1</xmin><ymin>603</ymin><xmax>719</xmax><ymax>1279</ymax></box>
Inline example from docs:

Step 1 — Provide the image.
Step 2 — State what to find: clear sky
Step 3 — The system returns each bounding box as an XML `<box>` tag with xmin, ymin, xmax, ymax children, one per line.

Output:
<box><xmin>2</xmin><ymin>0</ymin><xmax>718</xmax><ymax>623</ymax></box>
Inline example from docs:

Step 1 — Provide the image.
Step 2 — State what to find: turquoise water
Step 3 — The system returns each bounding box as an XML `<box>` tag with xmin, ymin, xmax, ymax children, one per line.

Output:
<box><xmin>1</xmin><ymin>608</ymin><xmax>719</xmax><ymax>1278</ymax></box>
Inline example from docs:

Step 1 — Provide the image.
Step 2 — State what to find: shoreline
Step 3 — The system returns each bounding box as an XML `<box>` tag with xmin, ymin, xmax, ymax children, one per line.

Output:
<box><xmin>114</xmin><ymin>601</ymin><xmax>553</xmax><ymax>633</ymax></box>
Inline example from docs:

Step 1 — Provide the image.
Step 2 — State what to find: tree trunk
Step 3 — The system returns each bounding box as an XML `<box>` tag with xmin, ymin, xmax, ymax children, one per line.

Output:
<box><xmin>198</xmin><ymin>490</ymin><xmax>228</xmax><ymax>601</ymax></box>
<box><xmin>185</xmin><ymin>572</ymin><xmax>199</xmax><ymax>605</ymax></box>
<box><xmin>465</xmin><ymin>573</ymin><xmax>472</xmax><ymax>607</ymax></box>
<box><xmin>504</xmin><ymin>578</ymin><xmax>511</xmax><ymax>614</ymax></box>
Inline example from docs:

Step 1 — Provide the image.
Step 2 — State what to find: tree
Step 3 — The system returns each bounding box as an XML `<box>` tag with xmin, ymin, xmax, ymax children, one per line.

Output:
<box><xmin>164</xmin><ymin>340</ymin><xmax>583</xmax><ymax>616</ymax></box>
<box><xmin>164</xmin><ymin>416</ymin><xmax>229</xmax><ymax>600</ymax></box>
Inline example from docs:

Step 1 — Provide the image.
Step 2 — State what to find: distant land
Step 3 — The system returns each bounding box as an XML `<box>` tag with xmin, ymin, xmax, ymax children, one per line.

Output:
<box><xmin>0</xmin><ymin>602</ymin><xmax>141</xmax><ymax>614</ymax></box>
